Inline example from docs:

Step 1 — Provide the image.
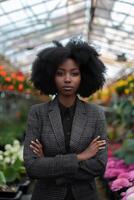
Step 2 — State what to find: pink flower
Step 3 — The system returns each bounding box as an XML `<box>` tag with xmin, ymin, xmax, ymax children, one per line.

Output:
<box><xmin>128</xmin><ymin>164</ymin><xmax>134</xmax><ymax>171</ymax></box>
<box><xmin>110</xmin><ymin>178</ymin><xmax>132</xmax><ymax>191</ymax></box>
<box><xmin>118</xmin><ymin>172</ymin><xmax>130</xmax><ymax>179</ymax></box>
<box><xmin>121</xmin><ymin>186</ymin><xmax>134</xmax><ymax>200</ymax></box>
<box><xmin>106</xmin><ymin>157</ymin><xmax>127</xmax><ymax>169</ymax></box>
<box><xmin>104</xmin><ymin>168</ymin><xmax>126</xmax><ymax>179</ymax></box>
<box><xmin>128</xmin><ymin>171</ymin><xmax>134</xmax><ymax>182</ymax></box>
<box><xmin>119</xmin><ymin>171</ymin><xmax>134</xmax><ymax>182</ymax></box>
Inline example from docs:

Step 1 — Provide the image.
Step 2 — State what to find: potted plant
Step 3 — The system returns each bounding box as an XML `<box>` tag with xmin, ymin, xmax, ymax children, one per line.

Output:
<box><xmin>0</xmin><ymin>140</ymin><xmax>29</xmax><ymax>199</ymax></box>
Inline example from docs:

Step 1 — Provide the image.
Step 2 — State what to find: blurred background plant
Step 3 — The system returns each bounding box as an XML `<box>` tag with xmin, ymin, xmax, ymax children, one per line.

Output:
<box><xmin>0</xmin><ymin>66</ymin><xmax>32</xmax><ymax>93</ymax></box>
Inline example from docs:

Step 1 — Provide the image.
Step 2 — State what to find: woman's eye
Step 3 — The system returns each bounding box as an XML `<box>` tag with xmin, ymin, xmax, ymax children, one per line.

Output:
<box><xmin>56</xmin><ymin>71</ymin><xmax>64</xmax><ymax>76</ymax></box>
<box><xmin>71</xmin><ymin>72</ymin><xmax>80</xmax><ymax>76</ymax></box>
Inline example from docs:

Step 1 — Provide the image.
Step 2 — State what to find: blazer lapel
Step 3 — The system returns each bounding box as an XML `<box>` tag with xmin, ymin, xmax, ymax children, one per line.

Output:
<box><xmin>70</xmin><ymin>98</ymin><xmax>88</xmax><ymax>152</ymax></box>
<box><xmin>48</xmin><ymin>97</ymin><xmax>66</xmax><ymax>153</ymax></box>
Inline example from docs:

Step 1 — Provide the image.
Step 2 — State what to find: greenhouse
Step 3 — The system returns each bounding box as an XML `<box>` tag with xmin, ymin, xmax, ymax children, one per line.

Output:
<box><xmin>0</xmin><ymin>0</ymin><xmax>134</xmax><ymax>200</ymax></box>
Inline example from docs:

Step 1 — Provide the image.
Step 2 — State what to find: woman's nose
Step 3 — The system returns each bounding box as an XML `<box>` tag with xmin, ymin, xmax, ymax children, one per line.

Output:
<box><xmin>64</xmin><ymin>74</ymin><xmax>71</xmax><ymax>82</ymax></box>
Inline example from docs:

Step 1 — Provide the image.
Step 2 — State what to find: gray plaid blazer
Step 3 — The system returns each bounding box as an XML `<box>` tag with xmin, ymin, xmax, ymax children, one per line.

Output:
<box><xmin>23</xmin><ymin>97</ymin><xmax>108</xmax><ymax>200</ymax></box>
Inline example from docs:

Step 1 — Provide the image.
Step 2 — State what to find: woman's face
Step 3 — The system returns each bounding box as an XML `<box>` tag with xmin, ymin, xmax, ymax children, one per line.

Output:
<box><xmin>55</xmin><ymin>58</ymin><xmax>81</xmax><ymax>97</ymax></box>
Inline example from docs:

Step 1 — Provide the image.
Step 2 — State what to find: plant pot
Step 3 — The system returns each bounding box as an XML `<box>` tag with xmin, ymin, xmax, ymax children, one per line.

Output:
<box><xmin>0</xmin><ymin>185</ymin><xmax>19</xmax><ymax>198</ymax></box>
<box><xmin>0</xmin><ymin>190</ymin><xmax>22</xmax><ymax>200</ymax></box>
<box><xmin>19</xmin><ymin>179</ymin><xmax>31</xmax><ymax>194</ymax></box>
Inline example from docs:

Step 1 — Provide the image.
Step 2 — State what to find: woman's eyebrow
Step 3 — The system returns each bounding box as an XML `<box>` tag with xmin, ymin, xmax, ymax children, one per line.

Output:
<box><xmin>57</xmin><ymin>67</ymin><xmax>79</xmax><ymax>71</ymax></box>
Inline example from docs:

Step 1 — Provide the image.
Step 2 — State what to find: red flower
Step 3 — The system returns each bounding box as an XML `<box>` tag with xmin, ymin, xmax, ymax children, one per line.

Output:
<box><xmin>0</xmin><ymin>71</ymin><xmax>7</xmax><ymax>77</ymax></box>
<box><xmin>11</xmin><ymin>72</ymin><xmax>17</xmax><ymax>79</ymax></box>
<box><xmin>5</xmin><ymin>76</ymin><xmax>12</xmax><ymax>82</ymax></box>
<box><xmin>17</xmin><ymin>75</ymin><xmax>25</xmax><ymax>82</ymax></box>
<box><xmin>18</xmin><ymin>83</ymin><xmax>24</xmax><ymax>91</ymax></box>
<box><xmin>7</xmin><ymin>85</ymin><xmax>14</xmax><ymax>90</ymax></box>
<box><xmin>0</xmin><ymin>66</ymin><xmax>4</xmax><ymax>70</ymax></box>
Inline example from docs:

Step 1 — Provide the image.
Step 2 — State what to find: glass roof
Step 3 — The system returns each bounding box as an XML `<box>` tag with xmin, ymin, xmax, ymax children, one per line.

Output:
<box><xmin>0</xmin><ymin>0</ymin><xmax>134</xmax><ymax>80</ymax></box>
<box><xmin>89</xmin><ymin>0</ymin><xmax>134</xmax><ymax>60</ymax></box>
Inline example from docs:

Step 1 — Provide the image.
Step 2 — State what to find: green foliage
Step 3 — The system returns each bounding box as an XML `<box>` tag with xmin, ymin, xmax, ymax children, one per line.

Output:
<box><xmin>0</xmin><ymin>91</ymin><xmax>42</xmax><ymax>146</ymax></box>
<box><xmin>0</xmin><ymin>171</ymin><xmax>6</xmax><ymax>186</ymax></box>
<box><xmin>0</xmin><ymin>140</ymin><xmax>26</xmax><ymax>186</ymax></box>
<box><xmin>3</xmin><ymin>158</ymin><xmax>25</xmax><ymax>183</ymax></box>
<box><xmin>0</xmin><ymin>120</ymin><xmax>25</xmax><ymax>145</ymax></box>
<box><xmin>108</xmin><ymin>97</ymin><xmax>133</xmax><ymax>129</ymax></box>
<box><xmin>114</xmin><ymin>139</ymin><xmax>134</xmax><ymax>164</ymax></box>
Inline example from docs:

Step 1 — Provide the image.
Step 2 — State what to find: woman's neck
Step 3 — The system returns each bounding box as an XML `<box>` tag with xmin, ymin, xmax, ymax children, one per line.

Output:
<box><xmin>58</xmin><ymin>95</ymin><xmax>77</xmax><ymax>107</ymax></box>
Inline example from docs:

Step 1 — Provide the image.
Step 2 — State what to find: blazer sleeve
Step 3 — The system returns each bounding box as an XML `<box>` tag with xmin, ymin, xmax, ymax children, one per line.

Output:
<box><xmin>71</xmin><ymin>107</ymin><xmax>108</xmax><ymax>181</ymax></box>
<box><xmin>23</xmin><ymin>105</ymin><xmax>79</xmax><ymax>179</ymax></box>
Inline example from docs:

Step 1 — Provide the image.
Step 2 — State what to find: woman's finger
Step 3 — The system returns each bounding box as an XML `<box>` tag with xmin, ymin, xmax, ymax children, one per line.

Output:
<box><xmin>35</xmin><ymin>139</ymin><xmax>42</xmax><ymax>147</ymax></box>
<box><xmin>91</xmin><ymin>136</ymin><xmax>100</xmax><ymax>144</ymax></box>
<box><xmin>31</xmin><ymin>140</ymin><xmax>41</xmax><ymax>149</ymax></box>
<box><xmin>33</xmin><ymin>150</ymin><xmax>41</xmax><ymax>157</ymax></box>
<box><xmin>97</xmin><ymin>140</ymin><xmax>106</xmax><ymax>145</ymax></box>
<box><xmin>30</xmin><ymin>144</ymin><xmax>40</xmax><ymax>152</ymax></box>
<box><xmin>99</xmin><ymin>146</ymin><xmax>105</xmax><ymax>150</ymax></box>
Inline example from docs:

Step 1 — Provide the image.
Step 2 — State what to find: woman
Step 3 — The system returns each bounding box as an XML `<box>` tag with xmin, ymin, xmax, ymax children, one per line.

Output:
<box><xmin>23</xmin><ymin>39</ymin><xmax>108</xmax><ymax>200</ymax></box>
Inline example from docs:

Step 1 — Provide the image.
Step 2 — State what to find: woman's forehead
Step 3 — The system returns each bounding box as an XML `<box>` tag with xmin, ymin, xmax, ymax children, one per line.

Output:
<box><xmin>58</xmin><ymin>58</ymin><xmax>79</xmax><ymax>70</ymax></box>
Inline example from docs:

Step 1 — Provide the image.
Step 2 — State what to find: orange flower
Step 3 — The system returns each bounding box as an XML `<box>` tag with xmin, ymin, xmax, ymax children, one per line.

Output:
<box><xmin>18</xmin><ymin>83</ymin><xmax>24</xmax><ymax>91</ymax></box>
<box><xmin>5</xmin><ymin>76</ymin><xmax>12</xmax><ymax>82</ymax></box>
<box><xmin>0</xmin><ymin>71</ymin><xmax>7</xmax><ymax>77</ymax></box>
<box><xmin>0</xmin><ymin>66</ymin><xmax>4</xmax><ymax>70</ymax></box>
<box><xmin>7</xmin><ymin>85</ymin><xmax>14</xmax><ymax>90</ymax></box>
<box><xmin>11</xmin><ymin>72</ymin><xmax>17</xmax><ymax>79</ymax></box>
<box><xmin>17</xmin><ymin>75</ymin><xmax>25</xmax><ymax>82</ymax></box>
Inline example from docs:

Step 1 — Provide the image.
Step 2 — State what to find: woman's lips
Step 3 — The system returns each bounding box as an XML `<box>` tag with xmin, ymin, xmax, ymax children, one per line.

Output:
<box><xmin>63</xmin><ymin>86</ymin><xmax>73</xmax><ymax>90</ymax></box>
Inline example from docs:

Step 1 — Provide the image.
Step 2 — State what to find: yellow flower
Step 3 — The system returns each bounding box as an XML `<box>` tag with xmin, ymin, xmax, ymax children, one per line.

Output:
<box><xmin>124</xmin><ymin>89</ymin><xmax>129</xmax><ymax>94</ymax></box>
<box><xmin>127</xmin><ymin>75</ymin><xmax>134</xmax><ymax>81</ymax></box>
<box><xmin>116</xmin><ymin>80</ymin><xmax>126</xmax><ymax>87</ymax></box>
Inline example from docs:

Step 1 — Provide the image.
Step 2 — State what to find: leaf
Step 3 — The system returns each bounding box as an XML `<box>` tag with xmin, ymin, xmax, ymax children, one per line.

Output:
<box><xmin>3</xmin><ymin>166</ymin><xmax>18</xmax><ymax>183</ymax></box>
<box><xmin>0</xmin><ymin>171</ymin><xmax>6</xmax><ymax>185</ymax></box>
<box><xmin>114</xmin><ymin>148</ymin><xmax>125</xmax><ymax>159</ymax></box>
<box><xmin>123</xmin><ymin>139</ymin><xmax>134</xmax><ymax>153</ymax></box>
<box><xmin>13</xmin><ymin>158</ymin><xmax>22</xmax><ymax>171</ymax></box>
<box><xmin>124</xmin><ymin>154</ymin><xmax>134</xmax><ymax>164</ymax></box>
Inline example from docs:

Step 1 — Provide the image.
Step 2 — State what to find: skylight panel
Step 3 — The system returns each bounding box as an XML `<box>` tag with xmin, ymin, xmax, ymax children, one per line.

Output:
<box><xmin>8</xmin><ymin>10</ymin><xmax>28</xmax><ymax>22</ymax></box>
<box><xmin>0</xmin><ymin>15</ymin><xmax>10</xmax><ymax>26</ymax></box>
<box><xmin>31</xmin><ymin>3</ymin><xmax>48</xmax><ymax>15</ymax></box>
<box><xmin>111</xmin><ymin>12</ymin><xmax>126</xmax><ymax>22</ymax></box>
<box><xmin>45</xmin><ymin>0</ymin><xmax>65</xmax><ymax>12</ymax></box>
<box><xmin>1</xmin><ymin>0</ymin><xmax>22</xmax><ymax>12</ymax></box>
<box><xmin>113</xmin><ymin>1</ymin><xmax>134</xmax><ymax>16</ymax></box>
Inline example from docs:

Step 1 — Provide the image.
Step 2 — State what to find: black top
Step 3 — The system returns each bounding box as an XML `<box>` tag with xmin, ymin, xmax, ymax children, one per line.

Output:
<box><xmin>59</xmin><ymin>101</ymin><xmax>76</xmax><ymax>153</ymax></box>
<box><xmin>58</xmin><ymin>101</ymin><xmax>76</xmax><ymax>200</ymax></box>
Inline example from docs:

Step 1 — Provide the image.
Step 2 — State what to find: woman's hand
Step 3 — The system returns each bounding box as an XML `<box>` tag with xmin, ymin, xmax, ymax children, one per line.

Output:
<box><xmin>30</xmin><ymin>139</ymin><xmax>44</xmax><ymax>157</ymax></box>
<box><xmin>77</xmin><ymin>136</ymin><xmax>106</xmax><ymax>161</ymax></box>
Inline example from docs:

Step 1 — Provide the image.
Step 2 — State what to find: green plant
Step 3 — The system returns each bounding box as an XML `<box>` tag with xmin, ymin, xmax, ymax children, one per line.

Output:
<box><xmin>0</xmin><ymin>140</ymin><xmax>26</xmax><ymax>187</ymax></box>
<box><xmin>114</xmin><ymin>138</ymin><xmax>134</xmax><ymax>164</ymax></box>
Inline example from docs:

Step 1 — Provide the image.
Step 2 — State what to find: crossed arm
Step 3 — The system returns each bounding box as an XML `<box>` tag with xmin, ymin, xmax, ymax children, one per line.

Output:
<box><xmin>23</xmin><ymin>106</ymin><xmax>108</xmax><ymax>181</ymax></box>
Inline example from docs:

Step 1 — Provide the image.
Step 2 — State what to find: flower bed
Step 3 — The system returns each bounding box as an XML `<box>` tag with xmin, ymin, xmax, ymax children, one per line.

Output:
<box><xmin>102</xmin><ymin>143</ymin><xmax>134</xmax><ymax>200</ymax></box>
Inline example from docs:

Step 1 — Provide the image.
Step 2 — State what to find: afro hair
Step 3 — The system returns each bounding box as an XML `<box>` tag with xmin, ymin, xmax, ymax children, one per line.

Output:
<box><xmin>31</xmin><ymin>39</ymin><xmax>106</xmax><ymax>97</ymax></box>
